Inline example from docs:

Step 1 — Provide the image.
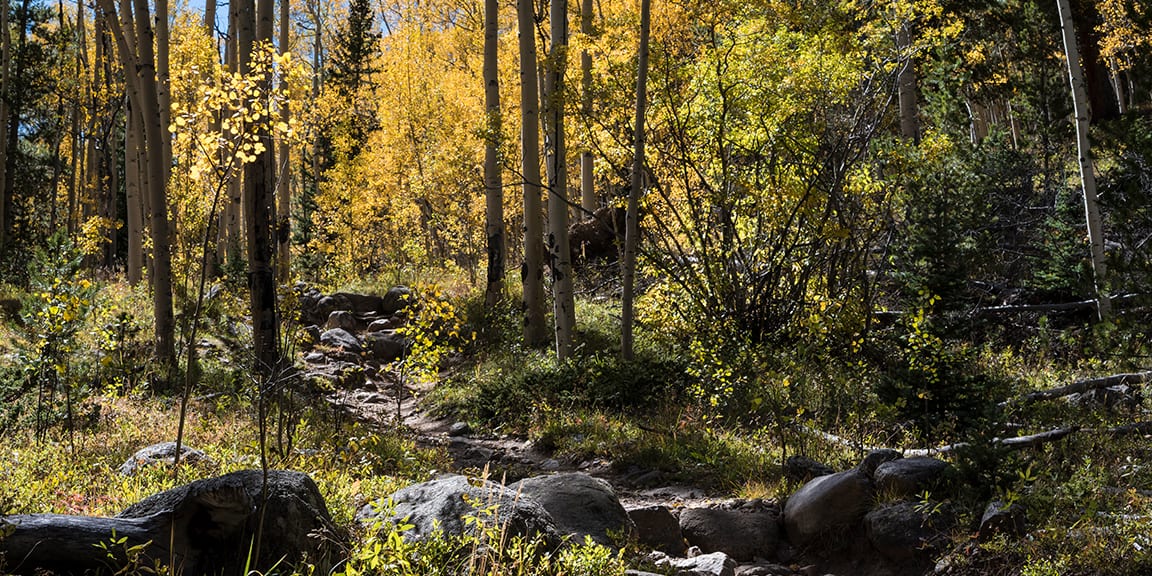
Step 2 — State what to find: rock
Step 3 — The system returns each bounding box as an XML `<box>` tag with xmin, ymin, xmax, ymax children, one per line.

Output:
<box><xmin>320</xmin><ymin>328</ymin><xmax>362</xmax><ymax>354</ymax></box>
<box><xmin>316</xmin><ymin>294</ymin><xmax>354</xmax><ymax>321</ymax></box>
<box><xmin>626</xmin><ymin>571</ymin><xmax>666</xmax><ymax>576</ymax></box>
<box><xmin>119</xmin><ymin>442</ymin><xmax>213</xmax><ymax>476</ymax></box>
<box><xmin>783</xmin><ymin>456</ymin><xmax>835</xmax><ymax>484</ymax></box>
<box><xmin>979</xmin><ymin>500</ymin><xmax>1026</xmax><ymax>540</ymax></box>
<box><xmin>680</xmin><ymin>506</ymin><xmax>780</xmax><ymax>561</ymax></box>
<box><xmin>335</xmin><ymin>292</ymin><xmax>386</xmax><ymax>315</ymax></box>
<box><xmin>382</xmin><ymin>286</ymin><xmax>414</xmax><ymax>315</ymax></box>
<box><xmin>656</xmin><ymin>551</ymin><xmax>737</xmax><ymax>576</ymax></box>
<box><xmin>541</xmin><ymin>458</ymin><xmax>562</xmax><ymax>471</ymax></box>
<box><xmin>449</xmin><ymin>422</ymin><xmax>472</xmax><ymax>437</ymax></box>
<box><xmin>735</xmin><ymin>562</ymin><xmax>795</xmax><ymax>576</ymax></box>
<box><xmin>858</xmin><ymin>449</ymin><xmax>902</xmax><ymax>478</ymax></box>
<box><xmin>873</xmin><ymin>457</ymin><xmax>951</xmax><ymax>499</ymax></box>
<box><xmin>364</xmin><ymin>330</ymin><xmax>409</xmax><ymax>362</ymax></box>
<box><xmin>302</xmin><ymin>325</ymin><xmax>322</xmax><ymax>348</ymax></box>
<box><xmin>864</xmin><ymin>501</ymin><xmax>952</xmax><ymax>561</ymax></box>
<box><xmin>325</xmin><ymin>310</ymin><xmax>359</xmax><ymax>332</ymax></box>
<box><xmin>359</xmin><ymin>475</ymin><xmax>558</xmax><ymax>545</ymax></box>
<box><xmin>367</xmin><ymin>318</ymin><xmax>399</xmax><ymax>332</ymax></box>
<box><xmin>783</xmin><ymin>470</ymin><xmax>873</xmax><ymax>546</ymax></box>
<box><xmin>307</xmin><ymin>361</ymin><xmax>366</xmax><ymax>389</ymax></box>
<box><xmin>119</xmin><ymin>470</ymin><xmax>343</xmax><ymax>574</ymax></box>
<box><xmin>511</xmin><ymin>473</ymin><xmax>634</xmax><ymax>547</ymax></box>
<box><xmin>304</xmin><ymin>351</ymin><xmax>327</xmax><ymax>364</ymax></box>
<box><xmin>628</xmin><ymin>505</ymin><xmax>686</xmax><ymax>555</ymax></box>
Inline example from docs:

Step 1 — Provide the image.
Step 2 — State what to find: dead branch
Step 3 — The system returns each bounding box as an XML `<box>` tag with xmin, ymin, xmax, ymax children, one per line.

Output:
<box><xmin>1000</xmin><ymin>372</ymin><xmax>1151</xmax><ymax>407</ymax></box>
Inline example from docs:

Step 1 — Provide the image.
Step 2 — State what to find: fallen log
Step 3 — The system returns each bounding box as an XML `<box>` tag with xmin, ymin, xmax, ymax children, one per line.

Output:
<box><xmin>999</xmin><ymin>372</ymin><xmax>1151</xmax><ymax>407</ymax></box>
<box><xmin>0</xmin><ymin>513</ymin><xmax>173</xmax><ymax>575</ymax></box>
<box><xmin>804</xmin><ymin>425</ymin><xmax>1082</xmax><ymax>457</ymax></box>
<box><xmin>0</xmin><ymin>470</ymin><xmax>343</xmax><ymax>576</ymax></box>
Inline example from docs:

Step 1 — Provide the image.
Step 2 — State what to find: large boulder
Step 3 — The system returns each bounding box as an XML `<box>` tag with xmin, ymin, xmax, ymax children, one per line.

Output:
<box><xmin>979</xmin><ymin>500</ymin><xmax>1026</xmax><ymax>540</ymax></box>
<box><xmin>628</xmin><ymin>505</ymin><xmax>686</xmax><ymax>555</ymax></box>
<box><xmin>858</xmin><ymin>449</ymin><xmax>902</xmax><ymax>478</ymax></box>
<box><xmin>325</xmin><ymin>310</ymin><xmax>359</xmax><ymax>332</ymax></box>
<box><xmin>382</xmin><ymin>286</ymin><xmax>414</xmax><ymax>315</ymax></box>
<box><xmin>783</xmin><ymin>469</ymin><xmax>873</xmax><ymax>547</ymax></box>
<box><xmin>864</xmin><ymin>501</ymin><xmax>953</xmax><ymax>562</ymax></box>
<box><xmin>655</xmin><ymin>551</ymin><xmax>736</xmax><ymax>576</ymax></box>
<box><xmin>359</xmin><ymin>475</ymin><xmax>559</xmax><ymax>546</ymax></box>
<box><xmin>320</xmin><ymin>328</ymin><xmax>362</xmax><ymax>354</ymax></box>
<box><xmin>679</xmin><ymin>505</ymin><xmax>780</xmax><ymax>562</ymax></box>
<box><xmin>119</xmin><ymin>442</ymin><xmax>213</xmax><ymax>476</ymax></box>
<box><xmin>315</xmin><ymin>294</ymin><xmax>354</xmax><ymax>322</ymax></box>
<box><xmin>511</xmin><ymin>473</ymin><xmax>634</xmax><ymax>547</ymax></box>
<box><xmin>118</xmin><ymin>470</ymin><xmax>343</xmax><ymax>574</ymax></box>
<box><xmin>364</xmin><ymin>330</ymin><xmax>410</xmax><ymax>363</ymax></box>
<box><xmin>873</xmin><ymin>457</ymin><xmax>951</xmax><ymax>499</ymax></box>
<box><xmin>783</xmin><ymin>456</ymin><xmax>834</xmax><ymax>484</ymax></box>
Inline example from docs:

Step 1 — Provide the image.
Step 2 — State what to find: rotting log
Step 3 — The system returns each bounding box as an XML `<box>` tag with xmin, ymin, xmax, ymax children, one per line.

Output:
<box><xmin>0</xmin><ymin>513</ymin><xmax>175</xmax><ymax>575</ymax></box>
<box><xmin>0</xmin><ymin>470</ymin><xmax>343</xmax><ymax>576</ymax></box>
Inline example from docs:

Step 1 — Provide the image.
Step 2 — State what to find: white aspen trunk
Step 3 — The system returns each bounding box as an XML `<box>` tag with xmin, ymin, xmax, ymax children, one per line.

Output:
<box><xmin>275</xmin><ymin>0</ymin><xmax>291</xmax><ymax>282</ymax></box>
<box><xmin>546</xmin><ymin>0</ymin><xmax>575</xmax><ymax>360</ymax></box>
<box><xmin>518</xmin><ymin>0</ymin><xmax>547</xmax><ymax>347</ymax></box>
<box><xmin>125</xmin><ymin>98</ymin><xmax>144</xmax><ymax>285</ymax></box>
<box><xmin>157</xmin><ymin>0</ymin><xmax>172</xmax><ymax>182</ymax></box>
<box><xmin>1057</xmin><ymin>0</ymin><xmax>1111</xmax><ymax>320</ymax></box>
<box><xmin>483</xmin><ymin>0</ymin><xmax>505</xmax><ymax>307</ymax></box>
<box><xmin>579</xmin><ymin>0</ymin><xmax>595</xmax><ymax>219</ymax></box>
<box><xmin>621</xmin><ymin>0</ymin><xmax>650</xmax><ymax>361</ymax></box>
<box><xmin>896</xmin><ymin>21</ymin><xmax>919</xmax><ymax>142</ymax></box>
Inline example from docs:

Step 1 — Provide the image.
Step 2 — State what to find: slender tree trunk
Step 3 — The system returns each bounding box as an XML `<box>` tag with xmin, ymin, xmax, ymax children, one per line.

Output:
<box><xmin>203</xmin><ymin>0</ymin><xmax>215</xmax><ymax>33</ymax></box>
<box><xmin>156</xmin><ymin>0</ymin><xmax>171</xmax><ymax>181</ymax></box>
<box><xmin>0</xmin><ymin>0</ymin><xmax>11</xmax><ymax>253</ymax></box>
<box><xmin>483</xmin><ymin>0</ymin><xmax>505</xmax><ymax>307</ymax></box>
<box><xmin>275</xmin><ymin>0</ymin><xmax>290</xmax><ymax>282</ymax></box>
<box><xmin>897</xmin><ymin>21</ymin><xmax>919</xmax><ymax>142</ymax></box>
<box><xmin>518</xmin><ymin>0</ymin><xmax>547</xmax><ymax>346</ymax></box>
<box><xmin>242</xmin><ymin>0</ymin><xmax>281</xmax><ymax>375</ymax></box>
<box><xmin>98</xmin><ymin>0</ymin><xmax>176</xmax><ymax>372</ymax></box>
<box><xmin>125</xmin><ymin>98</ymin><xmax>144</xmax><ymax>284</ymax></box>
<box><xmin>545</xmin><ymin>0</ymin><xmax>575</xmax><ymax>360</ymax></box>
<box><xmin>2</xmin><ymin>0</ymin><xmax>32</xmax><ymax>252</ymax></box>
<box><xmin>578</xmin><ymin>0</ymin><xmax>594</xmax><ymax>219</ymax></box>
<box><xmin>621</xmin><ymin>0</ymin><xmax>650</xmax><ymax>361</ymax></box>
<box><xmin>1057</xmin><ymin>0</ymin><xmax>1111</xmax><ymax>320</ymax></box>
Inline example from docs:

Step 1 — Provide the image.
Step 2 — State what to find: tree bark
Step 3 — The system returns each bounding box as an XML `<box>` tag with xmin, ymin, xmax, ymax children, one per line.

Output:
<box><xmin>621</xmin><ymin>0</ymin><xmax>650</xmax><ymax>361</ymax></box>
<box><xmin>545</xmin><ymin>0</ymin><xmax>575</xmax><ymax>360</ymax></box>
<box><xmin>483</xmin><ymin>0</ymin><xmax>505</xmax><ymax>307</ymax></box>
<box><xmin>242</xmin><ymin>0</ymin><xmax>282</xmax><ymax>376</ymax></box>
<box><xmin>1057</xmin><ymin>0</ymin><xmax>1111</xmax><ymax>320</ymax></box>
<box><xmin>125</xmin><ymin>98</ymin><xmax>144</xmax><ymax>285</ymax></box>
<box><xmin>896</xmin><ymin>21</ymin><xmax>919</xmax><ymax>142</ymax></box>
<box><xmin>517</xmin><ymin>0</ymin><xmax>547</xmax><ymax>347</ymax></box>
<box><xmin>578</xmin><ymin>0</ymin><xmax>595</xmax><ymax>219</ymax></box>
<box><xmin>0</xmin><ymin>0</ymin><xmax>10</xmax><ymax>253</ymax></box>
<box><xmin>156</xmin><ymin>0</ymin><xmax>172</xmax><ymax>182</ymax></box>
<box><xmin>275</xmin><ymin>0</ymin><xmax>291</xmax><ymax>282</ymax></box>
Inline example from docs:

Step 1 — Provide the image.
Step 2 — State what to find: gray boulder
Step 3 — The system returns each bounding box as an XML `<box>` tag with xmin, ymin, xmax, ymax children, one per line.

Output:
<box><xmin>783</xmin><ymin>456</ymin><xmax>835</xmax><ymax>484</ymax></box>
<box><xmin>364</xmin><ymin>330</ymin><xmax>409</xmax><ymax>362</ymax></box>
<box><xmin>858</xmin><ymin>449</ymin><xmax>902</xmax><ymax>478</ymax></box>
<box><xmin>359</xmin><ymin>475</ymin><xmax>559</xmax><ymax>545</ymax></box>
<box><xmin>368</xmin><ymin>318</ymin><xmax>401</xmax><ymax>332</ymax></box>
<box><xmin>119</xmin><ymin>442</ymin><xmax>213</xmax><ymax>476</ymax></box>
<box><xmin>864</xmin><ymin>501</ymin><xmax>952</xmax><ymax>561</ymax></box>
<box><xmin>783</xmin><ymin>469</ymin><xmax>873</xmax><ymax>546</ymax></box>
<box><xmin>873</xmin><ymin>457</ymin><xmax>950</xmax><ymax>499</ymax></box>
<box><xmin>320</xmin><ymin>328</ymin><xmax>362</xmax><ymax>354</ymax></box>
<box><xmin>628</xmin><ymin>505</ymin><xmax>686</xmax><ymax>555</ymax></box>
<box><xmin>119</xmin><ymin>470</ymin><xmax>343</xmax><ymax>574</ymax></box>
<box><xmin>325</xmin><ymin>310</ymin><xmax>359</xmax><ymax>332</ymax></box>
<box><xmin>979</xmin><ymin>500</ymin><xmax>1026</xmax><ymax>540</ymax></box>
<box><xmin>316</xmin><ymin>294</ymin><xmax>354</xmax><ymax>321</ymax></box>
<box><xmin>656</xmin><ymin>551</ymin><xmax>737</xmax><ymax>576</ymax></box>
<box><xmin>511</xmin><ymin>472</ymin><xmax>634</xmax><ymax>547</ymax></box>
<box><xmin>332</xmin><ymin>292</ymin><xmax>386</xmax><ymax>316</ymax></box>
<box><xmin>382</xmin><ymin>286</ymin><xmax>414</xmax><ymax>315</ymax></box>
<box><xmin>679</xmin><ymin>506</ymin><xmax>780</xmax><ymax>561</ymax></box>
